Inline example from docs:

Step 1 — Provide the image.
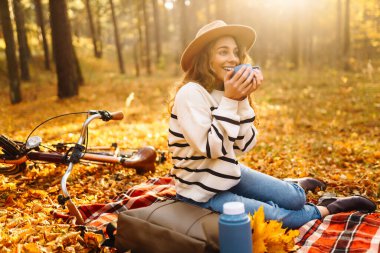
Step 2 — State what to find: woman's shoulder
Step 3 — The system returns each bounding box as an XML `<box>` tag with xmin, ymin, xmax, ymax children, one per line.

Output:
<box><xmin>175</xmin><ymin>82</ymin><xmax>212</xmax><ymax>105</ymax></box>
<box><xmin>177</xmin><ymin>82</ymin><xmax>208</xmax><ymax>96</ymax></box>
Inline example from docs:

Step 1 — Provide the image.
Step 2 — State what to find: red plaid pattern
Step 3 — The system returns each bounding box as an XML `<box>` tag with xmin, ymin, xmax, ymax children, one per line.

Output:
<box><xmin>80</xmin><ymin>177</ymin><xmax>176</xmax><ymax>229</ymax></box>
<box><xmin>296</xmin><ymin>211</ymin><xmax>380</xmax><ymax>252</ymax></box>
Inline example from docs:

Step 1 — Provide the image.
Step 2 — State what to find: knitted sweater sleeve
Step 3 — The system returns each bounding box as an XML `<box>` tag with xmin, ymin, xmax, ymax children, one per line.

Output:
<box><xmin>174</xmin><ymin>84</ymin><xmax>241</xmax><ymax>158</ymax></box>
<box><xmin>233</xmin><ymin>98</ymin><xmax>258</xmax><ymax>155</ymax></box>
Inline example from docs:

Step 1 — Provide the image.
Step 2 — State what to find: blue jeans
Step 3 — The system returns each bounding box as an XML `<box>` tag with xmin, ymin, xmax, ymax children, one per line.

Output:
<box><xmin>176</xmin><ymin>164</ymin><xmax>321</xmax><ymax>229</ymax></box>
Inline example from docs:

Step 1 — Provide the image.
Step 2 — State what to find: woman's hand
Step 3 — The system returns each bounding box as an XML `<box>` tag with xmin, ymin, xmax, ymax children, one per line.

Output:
<box><xmin>248</xmin><ymin>68</ymin><xmax>264</xmax><ymax>95</ymax></box>
<box><xmin>224</xmin><ymin>66</ymin><xmax>264</xmax><ymax>100</ymax></box>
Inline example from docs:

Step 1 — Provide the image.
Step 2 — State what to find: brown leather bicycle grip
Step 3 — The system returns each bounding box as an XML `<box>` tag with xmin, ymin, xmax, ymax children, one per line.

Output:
<box><xmin>110</xmin><ymin>111</ymin><xmax>124</xmax><ymax>120</ymax></box>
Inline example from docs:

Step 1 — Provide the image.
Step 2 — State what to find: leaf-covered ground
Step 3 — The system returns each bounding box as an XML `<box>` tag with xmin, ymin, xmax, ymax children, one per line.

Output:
<box><xmin>0</xmin><ymin>57</ymin><xmax>379</xmax><ymax>251</ymax></box>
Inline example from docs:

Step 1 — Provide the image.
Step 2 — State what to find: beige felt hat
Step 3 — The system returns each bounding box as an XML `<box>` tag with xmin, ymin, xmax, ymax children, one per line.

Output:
<box><xmin>180</xmin><ymin>20</ymin><xmax>256</xmax><ymax>72</ymax></box>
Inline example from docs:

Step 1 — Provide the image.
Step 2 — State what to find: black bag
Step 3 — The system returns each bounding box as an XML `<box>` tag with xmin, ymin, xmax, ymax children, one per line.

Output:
<box><xmin>115</xmin><ymin>200</ymin><xmax>220</xmax><ymax>253</ymax></box>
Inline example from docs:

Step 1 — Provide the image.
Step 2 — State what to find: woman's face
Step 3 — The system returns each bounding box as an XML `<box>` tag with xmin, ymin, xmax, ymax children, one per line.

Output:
<box><xmin>209</xmin><ymin>36</ymin><xmax>240</xmax><ymax>85</ymax></box>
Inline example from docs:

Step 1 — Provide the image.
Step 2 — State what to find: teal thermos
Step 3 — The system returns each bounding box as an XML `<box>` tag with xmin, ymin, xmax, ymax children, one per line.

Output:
<box><xmin>219</xmin><ymin>202</ymin><xmax>252</xmax><ymax>253</ymax></box>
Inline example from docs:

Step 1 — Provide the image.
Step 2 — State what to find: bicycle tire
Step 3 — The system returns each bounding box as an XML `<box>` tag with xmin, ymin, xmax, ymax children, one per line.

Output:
<box><xmin>0</xmin><ymin>162</ymin><xmax>26</xmax><ymax>175</ymax></box>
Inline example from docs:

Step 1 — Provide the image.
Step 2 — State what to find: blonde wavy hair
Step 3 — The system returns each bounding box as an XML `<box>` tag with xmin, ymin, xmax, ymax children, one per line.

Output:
<box><xmin>169</xmin><ymin>36</ymin><xmax>256</xmax><ymax>114</ymax></box>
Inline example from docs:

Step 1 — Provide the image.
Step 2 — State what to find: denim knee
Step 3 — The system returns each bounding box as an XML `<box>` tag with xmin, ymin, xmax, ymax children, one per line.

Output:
<box><xmin>284</xmin><ymin>184</ymin><xmax>307</xmax><ymax>210</ymax></box>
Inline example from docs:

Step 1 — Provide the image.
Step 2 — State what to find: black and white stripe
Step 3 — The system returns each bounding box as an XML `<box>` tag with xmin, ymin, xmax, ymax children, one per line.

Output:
<box><xmin>211</xmin><ymin>124</ymin><xmax>227</xmax><ymax>155</ymax></box>
<box><xmin>171</xmin><ymin>155</ymin><xmax>207</xmax><ymax>161</ymax></box>
<box><xmin>169</xmin><ymin>128</ymin><xmax>184</xmax><ymax>138</ymax></box>
<box><xmin>170</xmin><ymin>174</ymin><xmax>223</xmax><ymax>193</ymax></box>
<box><xmin>168</xmin><ymin>143</ymin><xmax>190</xmax><ymax>148</ymax></box>
<box><xmin>240</xmin><ymin>116</ymin><xmax>255</xmax><ymax>124</ymax></box>
<box><xmin>213</xmin><ymin>115</ymin><xmax>240</xmax><ymax>125</ymax></box>
<box><xmin>172</xmin><ymin>165</ymin><xmax>240</xmax><ymax>180</ymax></box>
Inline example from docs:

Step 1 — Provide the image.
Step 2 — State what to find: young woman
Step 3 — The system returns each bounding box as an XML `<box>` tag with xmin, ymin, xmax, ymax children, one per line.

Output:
<box><xmin>168</xmin><ymin>20</ymin><xmax>376</xmax><ymax>228</ymax></box>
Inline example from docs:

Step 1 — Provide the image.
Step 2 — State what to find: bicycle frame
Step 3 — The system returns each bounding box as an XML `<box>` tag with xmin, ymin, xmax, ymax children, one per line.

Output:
<box><xmin>59</xmin><ymin>110</ymin><xmax>154</xmax><ymax>224</ymax></box>
<box><xmin>1</xmin><ymin>148</ymin><xmax>156</xmax><ymax>169</ymax></box>
<box><xmin>62</xmin><ymin>112</ymin><xmax>110</xmax><ymax>223</ymax></box>
<box><xmin>0</xmin><ymin>110</ymin><xmax>158</xmax><ymax>224</ymax></box>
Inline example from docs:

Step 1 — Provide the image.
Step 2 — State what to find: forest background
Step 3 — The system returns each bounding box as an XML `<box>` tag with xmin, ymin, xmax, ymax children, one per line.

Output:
<box><xmin>0</xmin><ymin>0</ymin><xmax>379</xmax><ymax>251</ymax></box>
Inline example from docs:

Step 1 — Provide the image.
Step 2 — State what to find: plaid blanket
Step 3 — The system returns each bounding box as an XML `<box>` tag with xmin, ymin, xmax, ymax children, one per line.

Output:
<box><xmin>296</xmin><ymin>212</ymin><xmax>380</xmax><ymax>252</ymax></box>
<box><xmin>55</xmin><ymin>177</ymin><xmax>380</xmax><ymax>252</ymax></box>
<box><xmin>79</xmin><ymin>177</ymin><xmax>176</xmax><ymax>229</ymax></box>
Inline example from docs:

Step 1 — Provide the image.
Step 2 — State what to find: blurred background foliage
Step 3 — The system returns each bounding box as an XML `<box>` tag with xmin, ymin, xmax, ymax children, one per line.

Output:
<box><xmin>0</xmin><ymin>0</ymin><xmax>379</xmax><ymax>104</ymax></box>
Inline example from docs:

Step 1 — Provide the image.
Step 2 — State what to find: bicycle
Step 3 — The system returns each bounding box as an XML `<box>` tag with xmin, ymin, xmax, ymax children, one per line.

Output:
<box><xmin>0</xmin><ymin>110</ymin><xmax>164</xmax><ymax>224</ymax></box>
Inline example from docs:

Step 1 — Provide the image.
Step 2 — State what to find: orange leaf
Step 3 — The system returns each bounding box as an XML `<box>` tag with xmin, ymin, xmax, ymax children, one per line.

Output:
<box><xmin>23</xmin><ymin>243</ymin><xmax>40</xmax><ymax>253</ymax></box>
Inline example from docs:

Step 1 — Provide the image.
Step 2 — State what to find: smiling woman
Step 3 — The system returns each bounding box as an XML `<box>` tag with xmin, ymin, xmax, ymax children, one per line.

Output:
<box><xmin>167</xmin><ymin>19</ymin><xmax>377</xmax><ymax>229</ymax></box>
<box><xmin>209</xmin><ymin>37</ymin><xmax>241</xmax><ymax>88</ymax></box>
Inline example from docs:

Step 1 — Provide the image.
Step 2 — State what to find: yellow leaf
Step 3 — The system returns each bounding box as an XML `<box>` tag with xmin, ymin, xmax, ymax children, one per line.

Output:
<box><xmin>44</xmin><ymin>232</ymin><xmax>61</xmax><ymax>242</ymax></box>
<box><xmin>84</xmin><ymin>231</ymin><xmax>104</xmax><ymax>247</ymax></box>
<box><xmin>23</xmin><ymin>243</ymin><xmax>40</xmax><ymax>253</ymax></box>
<box><xmin>250</xmin><ymin>206</ymin><xmax>267</xmax><ymax>253</ymax></box>
<box><xmin>28</xmin><ymin>189</ymin><xmax>48</xmax><ymax>199</ymax></box>
<box><xmin>250</xmin><ymin>206</ymin><xmax>300</xmax><ymax>253</ymax></box>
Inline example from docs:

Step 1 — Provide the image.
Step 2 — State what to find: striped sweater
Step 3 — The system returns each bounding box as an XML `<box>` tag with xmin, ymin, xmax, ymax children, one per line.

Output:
<box><xmin>169</xmin><ymin>82</ymin><xmax>258</xmax><ymax>202</ymax></box>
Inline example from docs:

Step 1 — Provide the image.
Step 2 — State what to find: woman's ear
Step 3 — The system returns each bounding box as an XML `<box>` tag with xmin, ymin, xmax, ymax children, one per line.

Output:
<box><xmin>209</xmin><ymin>65</ymin><xmax>215</xmax><ymax>73</ymax></box>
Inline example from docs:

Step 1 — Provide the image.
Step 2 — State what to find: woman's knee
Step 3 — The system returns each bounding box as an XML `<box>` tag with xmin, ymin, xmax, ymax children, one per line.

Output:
<box><xmin>208</xmin><ymin>191</ymin><xmax>242</xmax><ymax>213</ymax></box>
<box><xmin>284</xmin><ymin>185</ymin><xmax>307</xmax><ymax>210</ymax></box>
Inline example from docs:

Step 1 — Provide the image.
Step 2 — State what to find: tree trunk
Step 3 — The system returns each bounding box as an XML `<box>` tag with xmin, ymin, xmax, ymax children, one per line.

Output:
<box><xmin>95</xmin><ymin>0</ymin><xmax>103</xmax><ymax>57</ymax></box>
<box><xmin>73</xmin><ymin>49</ymin><xmax>84</xmax><ymax>85</ymax></box>
<box><xmin>343</xmin><ymin>0</ymin><xmax>350</xmax><ymax>70</ymax></box>
<box><xmin>179</xmin><ymin>0</ymin><xmax>189</xmax><ymax>52</ymax></box>
<box><xmin>85</xmin><ymin>0</ymin><xmax>101</xmax><ymax>58</ymax></box>
<box><xmin>109</xmin><ymin>0</ymin><xmax>125</xmax><ymax>74</ymax></box>
<box><xmin>142</xmin><ymin>0</ymin><xmax>152</xmax><ymax>75</ymax></box>
<box><xmin>133</xmin><ymin>42</ymin><xmax>140</xmax><ymax>77</ymax></box>
<box><xmin>290</xmin><ymin>0</ymin><xmax>300</xmax><ymax>70</ymax></box>
<box><xmin>335</xmin><ymin>0</ymin><xmax>342</xmax><ymax>67</ymax></box>
<box><xmin>49</xmin><ymin>0</ymin><xmax>78</xmax><ymax>98</ymax></box>
<box><xmin>151</xmin><ymin>0</ymin><xmax>162</xmax><ymax>64</ymax></box>
<box><xmin>0</xmin><ymin>0</ymin><xmax>22</xmax><ymax>104</ymax></box>
<box><xmin>34</xmin><ymin>0</ymin><xmax>50</xmax><ymax>70</ymax></box>
<box><xmin>13</xmin><ymin>0</ymin><xmax>30</xmax><ymax>81</ymax></box>
<box><xmin>300</xmin><ymin>1</ymin><xmax>314</xmax><ymax>69</ymax></box>
<box><xmin>136</xmin><ymin>0</ymin><xmax>144</xmax><ymax>65</ymax></box>
<box><xmin>378</xmin><ymin>0</ymin><xmax>380</xmax><ymax>33</ymax></box>
<box><xmin>205</xmin><ymin>0</ymin><xmax>211</xmax><ymax>22</ymax></box>
<box><xmin>215</xmin><ymin>0</ymin><xmax>227</xmax><ymax>21</ymax></box>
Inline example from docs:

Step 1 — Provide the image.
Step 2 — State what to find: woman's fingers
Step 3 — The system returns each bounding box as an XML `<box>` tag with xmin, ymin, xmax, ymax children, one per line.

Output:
<box><xmin>237</xmin><ymin>67</ymin><xmax>252</xmax><ymax>84</ymax></box>
<box><xmin>224</xmin><ymin>66</ymin><xmax>264</xmax><ymax>100</ymax></box>
<box><xmin>246</xmin><ymin>69</ymin><xmax>263</xmax><ymax>94</ymax></box>
<box><xmin>231</xmin><ymin>65</ymin><xmax>247</xmax><ymax>82</ymax></box>
<box><xmin>253</xmin><ymin>69</ymin><xmax>264</xmax><ymax>85</ymax></box>
<box><xmin>239</xmin><ymin>69</ymin><xmax>255</xmax><ymax>90</ymax></box>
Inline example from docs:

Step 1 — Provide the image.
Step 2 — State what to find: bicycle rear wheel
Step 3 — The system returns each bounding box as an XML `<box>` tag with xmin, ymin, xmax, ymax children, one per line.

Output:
<box><xmin>0</xmin><ymin>155</ymin><xmax>26</xmax><ymax>175</ymax></box>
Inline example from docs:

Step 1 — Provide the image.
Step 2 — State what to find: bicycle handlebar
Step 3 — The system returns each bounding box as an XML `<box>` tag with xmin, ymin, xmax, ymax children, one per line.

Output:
<box><xmin>60</xmin><ymin>109</ymin><xmax>128</xmax><ymax>224</ymax></box>
<box><xmin>109</xmin><ymin>111</ymin><xmax>124</xmax><ymax>120</ymax></box>
<box><xmin>89</xmin><ymin>110</ymin><xmax>124</xmax><ymax>121</ymax></box>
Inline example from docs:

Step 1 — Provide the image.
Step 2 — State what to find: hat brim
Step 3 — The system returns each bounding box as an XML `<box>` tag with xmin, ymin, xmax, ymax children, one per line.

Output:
<box><xmin>180</xmin><ymin>25</ymin><xmax>256</xmax><ymax>72</ymax></box>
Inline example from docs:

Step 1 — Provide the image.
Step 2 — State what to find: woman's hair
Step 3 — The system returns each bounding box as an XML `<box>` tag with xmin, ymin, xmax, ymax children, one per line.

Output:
<box><xmin>169</xmin><ymin>36</ymin><xmax>253</xmax><ymax>112</ymax></box>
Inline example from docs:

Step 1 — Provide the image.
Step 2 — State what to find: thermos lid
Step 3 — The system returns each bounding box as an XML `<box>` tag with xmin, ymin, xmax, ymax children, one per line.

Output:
<box><xmin>223</xmin><ymin>202</ymin><xmax>245</xmax><ymax>215</ymax></box>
